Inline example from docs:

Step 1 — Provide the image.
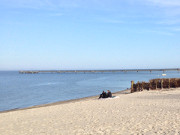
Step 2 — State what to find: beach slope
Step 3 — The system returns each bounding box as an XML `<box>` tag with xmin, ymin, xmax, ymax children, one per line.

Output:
<box><xmin>0</xmin><ymin>88</ymin><xmax>180</xmax><ymax>135</ymax></box>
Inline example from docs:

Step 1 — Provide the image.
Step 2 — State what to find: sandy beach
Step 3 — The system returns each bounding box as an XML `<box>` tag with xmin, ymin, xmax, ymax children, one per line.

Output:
<box><xmin>0</xmin><ymin>88</ymin><xmax>180</xmax><ymax>135</ymax></box>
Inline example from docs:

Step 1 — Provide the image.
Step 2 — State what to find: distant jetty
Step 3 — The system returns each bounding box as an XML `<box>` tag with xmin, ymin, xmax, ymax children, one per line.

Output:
<box><xmin>19</xmin><ymin>68</ymin><xmax>180</xmax><ymax>74</ymax></box>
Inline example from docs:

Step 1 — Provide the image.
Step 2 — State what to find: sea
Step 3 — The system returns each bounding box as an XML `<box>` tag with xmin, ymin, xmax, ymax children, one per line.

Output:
<box><xmin>0</xmin><ymin>70</ymin><xmax>180</xmax><ymax>112</ymax></box>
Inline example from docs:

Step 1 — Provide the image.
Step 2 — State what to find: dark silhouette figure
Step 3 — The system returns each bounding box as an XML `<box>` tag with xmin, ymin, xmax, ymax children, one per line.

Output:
<box><xmin>107</xmin><ymin>90</ymin><xmax>112</xmax><ymax>98</ymax></box>
<box><xmin>99</xmin><ymin>91</ymin><xmax>107</xmax><ymax>98</ymax></box>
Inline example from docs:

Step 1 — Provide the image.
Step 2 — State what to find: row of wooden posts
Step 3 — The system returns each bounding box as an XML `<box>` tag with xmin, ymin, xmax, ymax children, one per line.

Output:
<box><xmin>131</xmin><ymin>78</ymin><xmax>180</xmax><ymax>93</ymax></box>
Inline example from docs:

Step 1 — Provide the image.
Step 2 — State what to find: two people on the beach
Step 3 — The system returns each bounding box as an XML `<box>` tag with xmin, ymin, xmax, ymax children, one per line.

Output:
<box><xmin>99</xmin><ymin>90</ymin><xmax>112</xmax><ymax>99</ymax></box>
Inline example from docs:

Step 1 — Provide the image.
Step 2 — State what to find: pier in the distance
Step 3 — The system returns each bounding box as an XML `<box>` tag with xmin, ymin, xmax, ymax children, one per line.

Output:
<box><xmin>19</xmin><ymin>68</ymin><xmax>180</xmax><ymax>74</ymax></box>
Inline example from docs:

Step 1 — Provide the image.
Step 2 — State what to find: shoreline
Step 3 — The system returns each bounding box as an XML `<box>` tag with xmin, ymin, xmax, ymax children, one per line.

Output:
<box><xmin>1</xmin><ymin>88</ymin><xmax>180</xmax><ymax>134</ymax></box>
<box><xmin>0</xmin><ymin>89</ymin><xmax>130</xmax><ymax>114</ymax></box>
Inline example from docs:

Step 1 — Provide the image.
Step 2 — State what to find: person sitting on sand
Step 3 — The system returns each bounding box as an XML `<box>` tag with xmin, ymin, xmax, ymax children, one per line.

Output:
<box><xmin>107</xmin><ymin>90</ymin><xmax>112</xmax><ymax>98</ymax></box>
<box><xmin>99</xmin><ymin>91</ymin><xmax>107</xmax><ymax>98</ymax></box>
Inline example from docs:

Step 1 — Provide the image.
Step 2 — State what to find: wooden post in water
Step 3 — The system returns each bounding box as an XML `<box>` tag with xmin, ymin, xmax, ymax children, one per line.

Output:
<box><xmin>155</xmin><ymin>80</ymin><xmax>158</xmax><ymax>89</ymax></box>
<box><xmin>142</xmin><ymin>82</ymin><xmax>144</xmax><ymax>91</ymax></box>
<box><xmin>149</xmin><ymin>80</ymin><xmax>152</xmax><ymax>90</ymax></box>
<box><xmin>138</xmin><ymin>81</ymin><xmax>140</xmax><ymax>91</ymax></box>
<box><xmin>175</xmin><ymin>79</ymin><xmax>178</xmax><ymax>88</ymax></box>
<box><xmin>131</xmin><ymin>81</ymin><xmax>134</xmax><ymax>93</ymax></box>
<box><xmin>161</xmin><ymin>79</ymin><xmax>164</xmax><ymax>89</ymax></box>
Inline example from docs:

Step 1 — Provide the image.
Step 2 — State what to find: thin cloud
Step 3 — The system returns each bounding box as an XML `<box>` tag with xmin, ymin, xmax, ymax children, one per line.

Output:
<box><xmin>2</xmin><ymin>0</ymin><xmax>180</xmax><ymax>9</ymax></box>
<box><xmin>0</xmin><ymin>0</ymin><xmax>45</xmax><ymax>9</ymax></box>
<box><xmin>157</xmin><ymin>19</ymin><xmax>180</xmax><ymax>25</ymax></box>
<box><xmin>165</xmin><ymin>27</ymin><xmax>180</xmax><ymax>32</ymax></box>
<box><xmin>0</xmin><ymin>0</ymin><xmax>82</xmax><ymax>9</ymax></box>
<box><xmin>1</xmin><ymin>0</ymin><xmax>180</xmax><ymax>29</ymax></box>
<box><xmin>172</xmin><ymin>28</ymin><xmax>180</xmax><ymax>31</ymax></box>
<box><xmin>145</xmin><ymin>0</ymin><xmax>180</xmax><ymax>7</ymax></box>
<box><xmin>140</xmin><ymin>0</ymin><xmax>180</xmax><ymax>22</ymax></box>
<box><xmin>138</xmin><ymin>29</ymin><xmax>174</xmax><ymax>36</ymax></box>
<box><xmin>148</xmin><ymin>30</ymin><xmax>173</xmax><ymax>36</ymax></box>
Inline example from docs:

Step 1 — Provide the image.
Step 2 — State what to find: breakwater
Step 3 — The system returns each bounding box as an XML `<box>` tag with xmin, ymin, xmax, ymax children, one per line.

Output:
<box><xmin>131</xmin><ymin>78</ymin><xmax>180</xmax><ymax>93</ymax></box>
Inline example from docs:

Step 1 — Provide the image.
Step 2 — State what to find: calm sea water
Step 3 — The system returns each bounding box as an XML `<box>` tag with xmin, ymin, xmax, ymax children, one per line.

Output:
<box><xmin>0</xmin><ymin>71</ymin><xmax>180</xmax><ymax>112</ymax></box>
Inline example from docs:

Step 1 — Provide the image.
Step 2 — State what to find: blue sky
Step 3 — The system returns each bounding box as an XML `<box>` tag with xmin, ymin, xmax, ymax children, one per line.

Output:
<box><xmin>0</xmin><ymin>0</ymin><xmax>180</xmax><ymax>70</ymax></box>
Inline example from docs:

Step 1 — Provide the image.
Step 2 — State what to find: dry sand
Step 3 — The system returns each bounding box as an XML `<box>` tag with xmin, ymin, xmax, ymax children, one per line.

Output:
<box><xmin>0</xmin><ymin>88</ymin><xmax>180</xmax><ymax>135</ymax></box>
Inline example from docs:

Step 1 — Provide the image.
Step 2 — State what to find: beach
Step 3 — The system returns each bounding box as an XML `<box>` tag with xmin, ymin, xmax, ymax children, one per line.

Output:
<box><xmin>0</xmin><ymin>88</ymin><xmax>180</xmax><ymax>135</ymax></box>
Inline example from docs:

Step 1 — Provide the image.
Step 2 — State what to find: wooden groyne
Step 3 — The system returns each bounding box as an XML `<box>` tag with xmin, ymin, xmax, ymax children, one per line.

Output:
<box><xmin>19</xmin><ymin>68</ymin><xmax>180</xmax><ymax>74</ymax></box>
<box><xmin>131</xmin><ymin>78</ymin><xmax>180</xmax><ymax>93</ymax></box>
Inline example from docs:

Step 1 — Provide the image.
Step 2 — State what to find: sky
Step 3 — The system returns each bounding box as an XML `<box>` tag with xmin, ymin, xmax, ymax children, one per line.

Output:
<box><xmin>0</xmin><ymin>0</ymin><xmax>180</xmax><ymax>70</ymax></box>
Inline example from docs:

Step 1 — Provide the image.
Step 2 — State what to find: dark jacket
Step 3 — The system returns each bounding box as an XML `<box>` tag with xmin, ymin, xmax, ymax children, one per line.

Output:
<box><xmin>107</xmin><ymin>91</ymin><xmax>112</xmax><ymax>98</ymax></box>
<box><xmin>102</xmin><ymin>92</ymin><xmax>107</xmax><ymax>98</ymax></box>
